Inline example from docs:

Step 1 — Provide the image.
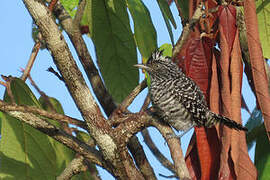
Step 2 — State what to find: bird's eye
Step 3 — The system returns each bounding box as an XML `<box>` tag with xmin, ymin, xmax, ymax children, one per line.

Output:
<box><xmin>153</xmin><ymin>63</ymin><xmax>160</xmax><ymax>69</ymax></box>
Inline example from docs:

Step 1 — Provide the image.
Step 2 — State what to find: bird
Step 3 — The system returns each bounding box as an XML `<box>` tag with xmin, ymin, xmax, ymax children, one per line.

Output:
<box><xmin>134</xmin><ymin>50</ymin><xmax>247</xmax><ymax>132</ymax></box>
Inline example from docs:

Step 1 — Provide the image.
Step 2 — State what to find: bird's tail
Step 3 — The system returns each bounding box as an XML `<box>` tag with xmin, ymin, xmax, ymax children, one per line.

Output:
<box><xmin>207</xmin><ymin>111</ymin><xmax>248</xmax><ymax>131</ymax></box>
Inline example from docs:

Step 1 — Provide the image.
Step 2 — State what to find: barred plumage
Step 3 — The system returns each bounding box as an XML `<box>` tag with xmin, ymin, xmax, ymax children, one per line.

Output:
<box><xmin>135</xmin><ymin>50</ymin><xmax>247</xmax><ymax>131</ymax></box>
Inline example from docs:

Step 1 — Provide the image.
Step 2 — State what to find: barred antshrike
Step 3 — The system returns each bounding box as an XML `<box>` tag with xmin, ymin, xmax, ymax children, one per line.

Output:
<box><xmin>134</xmin><ymin>50</ymin><xmax>247</xmax><ymax>132</ymax></box>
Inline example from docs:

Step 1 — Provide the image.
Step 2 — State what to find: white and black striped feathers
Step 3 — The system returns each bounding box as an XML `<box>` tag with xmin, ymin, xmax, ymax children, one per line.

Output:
<box><xmin>135</xmin><ymin>50</ymin><xmax>247</xmax><ymax>131</ymax></box>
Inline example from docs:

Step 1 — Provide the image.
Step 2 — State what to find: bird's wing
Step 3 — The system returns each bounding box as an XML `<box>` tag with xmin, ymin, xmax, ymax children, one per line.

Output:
<box><xmin>174</xmin><ymin>76</ymin><xmax>208</xmax><ymax>124</ymax></box>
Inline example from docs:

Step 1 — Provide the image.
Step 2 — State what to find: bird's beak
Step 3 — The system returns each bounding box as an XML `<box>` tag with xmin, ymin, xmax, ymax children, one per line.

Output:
<box><xmin>134</xmin><ymin>64</ymin><xmax>150</xmax><ymax>71</ymax></box>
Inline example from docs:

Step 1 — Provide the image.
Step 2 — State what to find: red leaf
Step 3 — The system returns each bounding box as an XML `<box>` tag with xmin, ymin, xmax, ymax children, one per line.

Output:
<box><xmin>185</xmin><ymin>37</ymin><xmax>213</xmax><ymax>99</ymax></box>
<box><xmin>218</xmin><ymin>5</ymin><xmax>237</xmax><ymax>54</ymax></box>
<box><xmin>182</xmin><ymin>37</ymin><xmax>218</xmax><ymax>179</ymax></box>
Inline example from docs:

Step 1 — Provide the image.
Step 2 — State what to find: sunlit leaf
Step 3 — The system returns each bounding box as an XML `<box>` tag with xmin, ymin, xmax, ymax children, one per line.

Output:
<box><xmin>60</xmin><ymin>0</ymin><xmax>89</xmax><ymax>26</ymax></box>
<box><xmin>0</xmin><ymin>112</ymin><xmax>2</xmax><ymax>134</ymax></box>
<box><xmin>86</xmin><ymin>0</ymin><xmax>138</xmax><ymax>103</ymax></box>
<box><xmin>60</xmin><ymin>0</ymin><xmax>79</xmax><ymax>18</ymax></box>
<box><xmin>256</xmin><ymin>0</ymin><xmax>270</xmax><ymax>59</ymax></box>
<box><xmin>0</xmin><ymin>78</ymin><xmax>58</xmax><ymax>179</ymax></box>
<box><xmin>0</xmin><ymin>78</ymin><xmax>92</xmax><ymax>179</ymax></box>
<box><xmin>159</xmin><ymin>43</ymin><xmax>172</xmax><ymax>57</ymax></box>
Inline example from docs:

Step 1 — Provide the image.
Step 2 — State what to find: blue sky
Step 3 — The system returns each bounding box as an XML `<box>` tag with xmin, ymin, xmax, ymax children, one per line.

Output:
<box><xmin>0</xmin><ymin>1</ymin><xmax>256</xmax><ymax>179</ymax></box>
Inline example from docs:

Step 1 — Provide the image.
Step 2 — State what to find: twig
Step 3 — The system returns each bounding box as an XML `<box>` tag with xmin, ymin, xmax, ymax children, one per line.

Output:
<box><xmin>139</xmin><ymin>95</ymin><xmax>183</xmax><ymax>177</ymax></box>
<box><xmin>159</xmin><ymin>173</ymin><xmax>177</xmax><ymax>179</ymax></box>
<box><xmin>21</xmin><ymin>0</ymin><xmax>58</xmax><ymax>81</ymax></box>
<box><xmin>142</xmin><ymin>129</ymin><xmax>176</xmax><ymax>174</ymax></box>
<box><xmin>128</xmin><ymin>136</ymin><xmax>156</xmax><ymax>179</ymax></box>
<box><xmin>0</xmin><ymin>100</ymin><xmax>88</xmax><ymax>130</ymax></box>
<box><xmin>112</xmin><ymin>108</ymin><xmax>190</xmax><ymax>179</ymax></box>
<box><xmin>108</xmin><ymin>80</ymin><xmax>148</xmax><ymax>127</ymax></box>
<box><xmin>27</xmin><ymin>74</ymin><xmax>73</xmax><ymax>134</ymax></box>
<box><xmin>1</xmin><ymin>75</ymin><xmax>15</xmax><ymax>104</ymax></box>
<box><xmin>172</xmin><ymin>2</ymin><xmax>204</xmax><ymax>60</ymax></box>
<box><xmin>140</xmin><ymin>93</ymin><xmax>151</xmax><ymax>112</ymax></box>
<box><xmin>27</xmin><ymin>73</ymin><xmax>48</xmax><ymax>97</ymax></box>
<box><xmin>73</xmin><ymin>0</ymin><xmax>86</xmax><ymax>27</ymax></box>
<box><xmin>21</xmin><ymin>42</ymin><xmax>41</xmax><ymax>81</ymax></box>
<box><xmin>119</xmin><ymin>79</ymin><xmax>147</xmax><ymax>111</ymax></box>
<box><xmin>57</xmin><ymin>156</ymin><xmax>87</xmax><ymax>180</ymax></box>
<box><xmin>109</xmin><ymin>80</ymin><xmax>147</xmax><ymax>126</ymax></box>
<box><xmin>0</xmin><ymin>80</ymin><xmax>7</xmax><ymax>87</ymax></box>
<box><xmin>58</xmin><ymin>130</ymin><xmax>100</xmax><ymax>180</ymax></box>
<box><xmin>47</xmin><ymin>67</ymin><xmax>64</xmax><ymax>81</ymax></box>
<box><xmin>151</xmin><ymin>120</ymin><xmax>191</xmax><ymax>179</ymax></box>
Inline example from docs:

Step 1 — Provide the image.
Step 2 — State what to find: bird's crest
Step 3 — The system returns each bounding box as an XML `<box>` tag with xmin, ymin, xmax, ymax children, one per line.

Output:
<box><xmin>147</xmin><ymin>49</ymin><xmax>170</xmax><ymax>65</ymax></box>
<box><xmin>151</xmin><ymin>49</ymin><xmax>164</xmax><ymax>60</ymax></box>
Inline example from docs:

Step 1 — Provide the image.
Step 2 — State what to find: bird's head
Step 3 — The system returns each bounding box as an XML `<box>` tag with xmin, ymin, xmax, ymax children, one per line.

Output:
<box><xmin>134</xmin><ymin>50</ymin><xmax>178</xmax><ymax>76</ymax></box>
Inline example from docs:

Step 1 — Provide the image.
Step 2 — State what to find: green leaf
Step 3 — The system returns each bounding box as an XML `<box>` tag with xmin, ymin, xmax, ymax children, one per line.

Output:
<box><xmin>76</xmin><ymin>131</ymin><xmax>92</xmax><ymax>143</ymax></box>
<box><xmin>245</xmin><ymin>108</ymin><xmax>263</xmax><ymax>130</ymax></box>
<box><xmin>175</xmin><ymin>0</ymin><xmax>189</xmax><ymax>23</ymax></box>
<box><xmin>86</xmin><ymin>0</ymin><xmax>138</xmax><ymax>103</ymax></box>
<box><xmin>39</xmin><ymin>97</ymin><xmax>94</xmax><ymax>179</ymax></box>
<box><xmin>255</xmin><ymin>125</ymin><xmax>270</xmax><ymax>180</ymax></box>
<box><xmin>0</xmin><ymin>113</ymin><xmax>56</xmax><ymax>179</ymax></box>
<box><xmin>158</xmin><ymin>0</ymin><xmax>176</xmax><ymax>28</ymax></box>
<box><xmin>126</xmin><ymin>0</ymin><xmax>157</xmax><ymax>62</ymax></box>
<box><xmin>8</xmin><ymin>78</ymin><xmax>41</xmax><ymax>107</ymax></box>
<box><xmin>159</xmin><ymin>43</ymin><xmax>173</xmax><ymax>57</ymax></box>
<box><xmin>60</xmin><ymin>0</ymin><xmax>89</xmax><ymax>27</ymax></box>
<box><xmin>0</xmin><ymin>112</ymin><xmax>2</xmax><ymax>134</ymax></box>
<box><xmin>38</xmin><ymin>96</ymin><xmax>76</xmax><ymax>173</ymax></box>
<box><xmin>0</xmin><ymin>78</ymin><xmax>90</xmax><ymax>179</ymax></box>
<box><xmin>157</xmin><ymin>0</ymin><xmax>176</xmax><ymax>45</ymax></box>
<box><xmin>0</xmin><ymin>78</ymin><xmax>57</xmax><ymax>179</ymax></box>
<box><xmin>60</xmin><ymin>0</ymin><xmax>79</xmax><ymax>18</ymax></box>
<box><xmin>256</xmin><ymin>0</ymin><xmax>270</xmax><ymax>59</ymax></box>
<box><xmin>245</xmin><ymin>108</ymin><xmax>270</xmax><ymax>178</ymax></box>
<box><xmin>245</xmin><ymin>108</ymin><xmax>263</xmax><ymax>150</ymax></box>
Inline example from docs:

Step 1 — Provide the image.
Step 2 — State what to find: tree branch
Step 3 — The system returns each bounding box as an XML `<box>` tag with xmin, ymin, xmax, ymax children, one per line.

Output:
<box><xmin>21</xmin><ymin>0</ymin><xmax>58</xmax><ymax>81</ymax></box>
<box><xmin>23</xmin><ymin>1</ymin><xmax>144</xmax><ymax>178</ymax></box>
<box><xmin>0</xmin><ymin>107</ymin><xmax>105</xmax><ymax>168</ymax></box>
<box><xmin>127</xmin><ymin>136</ymin><xmax>156</xmax><ymax>180</ymax></box>
<box><xmin>57</xmin><ymin>156</ymin><xmax>87</xmax><ymax>180</ymax></box>
<box><xmin>172</xmin><ymin>2</ymin><xmax>204</xmax><ymax>60</ymax></box>
<box><xmin>21</xmin><ymin>42</ymin><xmax>41</xmax><ymax>81</ymax></box>
<box><xmin>53</xmin><ymin>1</ymin><xmax>116</xmax><ymax>117</ymax></box>
<box><xmin>111</xmin><ymin>108</ymin><xmax>190</xmax><ymax>179</ymax></box>
<box><xmin>151</xmin><ymin>120</ymin><xmax>191</xmax><ymax>179</ymax></box>
<box><xmin>73</xmin><ymin>0</ymin><xmax>86</xmax><ymax>27</ymax></box>
<box><xmin>118</xmin><ymin>79</ymin><xmax>147</xmax><ymax>112</ymax></box>
<box><xmin>141</xmin><ymin>129</ymin><xmax>176</xmax><ymax>174</ymax></box>
<box><xmin>140</xmin><ymin>93</ymin><xmax>151</xmax><ymax>112</ymax></box>
<box><xmin>0</xmin><ymin>100</ymin><xmax>87</xmax><ymax>130</ymax></box>
<box><xmin>47</xmin><ymin>67</ymin><xmax>64</xmax><ymax>81</ymax></box>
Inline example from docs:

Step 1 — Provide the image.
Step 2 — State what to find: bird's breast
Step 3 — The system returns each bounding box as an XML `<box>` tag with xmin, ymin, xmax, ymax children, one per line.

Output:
<box><xmin>150</xmin><ymin>81</ymin><xmax>194</xmax><ymax>131</ymax></box>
